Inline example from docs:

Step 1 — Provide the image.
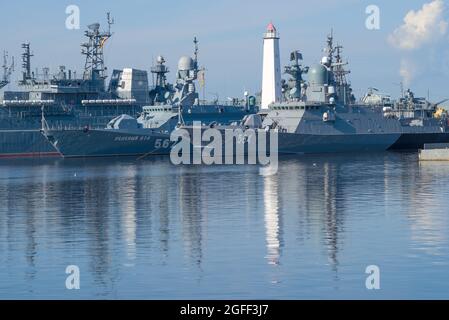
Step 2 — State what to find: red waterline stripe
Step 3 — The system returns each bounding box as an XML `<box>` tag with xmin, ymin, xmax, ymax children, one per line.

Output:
<box><xmin>0</xmin><ymin>152</ymin><xmax>62</xmax><ymax>159</ymax></box>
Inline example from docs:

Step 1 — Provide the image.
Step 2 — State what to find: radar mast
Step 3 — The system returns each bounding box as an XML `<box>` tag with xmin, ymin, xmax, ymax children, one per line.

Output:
<box><xmin>81</xmin><ymin>12</ymin><xmax>114</xmax><ymax>82</ymax></box>
<box><xmin>20</xmin><ymin>43</ymin><xmax>33</xmax><ymax>84</ymax></box>
<box><xmin>284</xmin><ymin>50</ymin><xmax>308</xmax><ymax>101</ymax></box>
<box><xmin>323</xmin><ymin>31</ymin><xmax>354</xmax><ymax>104</ymax></box>
<box><xmin>151</xmin><ymin>55</ymin><xmax>169</xmax><ymax>88</ymax></box>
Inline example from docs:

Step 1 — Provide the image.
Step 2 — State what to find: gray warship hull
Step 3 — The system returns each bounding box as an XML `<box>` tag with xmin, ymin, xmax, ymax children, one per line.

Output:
<box><xmin>182</xmin><ymin>125</ymin><xmax>401</xmax><ymax>156</ymax></box>
<box><xmin>0</xmin><ymin>105</ymin><xmax>144</xmax><ymax>158</ymax></box>
<box><xmin>276</xmin><ymin>131</ymin><xmax>401</xmax><ymax>154</ymax></box>
<box><xmin>44</xmin><ymin>128</ymin><xmax>172</xmax><ymax>158</ymax></box>
<box><xmin>0</xmin><ymin>101</ymin><xmax>254</xmax><ymax>158</ymax></box>
<box><xmin>0</xmin><ymin>129</ymin><xmax>58</xmax><ymax>158</ymax></box>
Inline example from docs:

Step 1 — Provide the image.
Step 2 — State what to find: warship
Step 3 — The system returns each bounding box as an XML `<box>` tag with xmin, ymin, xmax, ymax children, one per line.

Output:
<box><xmin>42</xmin><ymin>38</ymin><xmax>258</xmax><ymax>158</ymax></box>
<box><xmin>182</xmin><ymin>25</ymin><xmax>449</xmax><ymax>156</ymax></box>
<box><xmin>0</xmin><ymin>14</ymin><xmax>151</xmax><ymax>158</ymax></box>
<box><xmin>141</xmin><ymin>38</ymin><xmax>258</xmax><ymax>132</ymax></box>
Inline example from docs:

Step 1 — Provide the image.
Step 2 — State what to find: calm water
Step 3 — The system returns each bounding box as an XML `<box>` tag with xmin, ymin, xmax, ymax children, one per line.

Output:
<box><xmin>0</xmin><ymin>152</ymin><xmax>449</xmax><ymax>299</ymax></box>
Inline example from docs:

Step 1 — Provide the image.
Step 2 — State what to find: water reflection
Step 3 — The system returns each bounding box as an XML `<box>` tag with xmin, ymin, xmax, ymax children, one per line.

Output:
<box><xmin>408</xmin><ymin>161</ymin><xmax>449</xmax><ymax>257</ymax></box>
<box><xmin>119</xmin><ymin>166</ymin><xmax>137</xmax><ymax>262</ymax></box>
<box><xmin>277</xmin><ymin>157</ymin><xmax>344</xmax><ymax>274</ymax></box>
<box><xmin>263</xmin><ymin>173</ymin><xmax>282</xmax><ymax>266</ymax></box>
<box><xmin>84</xmin><ymin>176</ymin><xmax>112</xmax><ymax>289</ymax></box>
<box><xmin>158</xmin><ymin>174</ymin><xmax>170</xmax><ymax>256</ymax></box>
<box><xmin>179</xmin><ymin>172</ymin><xmax>203</xmax><ymax>267</ymax></box>
<box><xmin>25</xmin><ymin>208</ymin><xmax>37</xmax><ymax>286</ymax></box>
<box><xmin>0</xmin><ymin>153</ymin><xmax>449</xmax><ymax>299</ymax></box>
<box><xmin>321</xmin><ymin>162</ymin><xmax>341</xmax><ymax>273</ymax></box>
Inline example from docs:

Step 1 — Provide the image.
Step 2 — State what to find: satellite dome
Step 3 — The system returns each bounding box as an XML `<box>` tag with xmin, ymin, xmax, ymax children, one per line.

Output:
<box><xmin>156</xmin><ymin>55</ymin><xmax>165</xmax><ymax>64</ymax></box>
<box><xmin>308</xmin><ymin>64</ymin><xmax>328</xmax><ymax>86</ymax></box>
<box><xmin>178</xmin><ymin>56</ymin><xmax>194</xmax><ymax>71</ymax></box>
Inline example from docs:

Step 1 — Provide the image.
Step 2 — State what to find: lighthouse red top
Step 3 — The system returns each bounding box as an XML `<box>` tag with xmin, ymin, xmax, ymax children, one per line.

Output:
<box><xmin>264</xmin><ymin>22</ymin><xmax>278</xmax><ymax>38</ymax></box>
<box><xmin>267</xmin><ymin>22</ymin><xmax>276</xmax><ymax>32</ymax></box>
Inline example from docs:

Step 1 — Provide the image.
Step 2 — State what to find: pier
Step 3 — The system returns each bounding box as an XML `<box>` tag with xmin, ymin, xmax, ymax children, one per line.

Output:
<box><xmin>419</xmin><ymin>143</ymin><xmax>449</xmax><ymax>161</ymax></box>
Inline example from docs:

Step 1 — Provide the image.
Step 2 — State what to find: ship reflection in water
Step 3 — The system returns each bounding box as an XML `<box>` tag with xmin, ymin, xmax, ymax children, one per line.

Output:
<box><xmin>0</xmin><ymin>152</ymin><xmax>449</xmax><ymax>299</ymax></box>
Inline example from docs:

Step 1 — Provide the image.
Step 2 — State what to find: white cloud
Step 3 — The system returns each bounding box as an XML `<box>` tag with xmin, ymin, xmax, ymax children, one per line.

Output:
<box><xmin>389</xmin><ymin>0</ymin><xmax>448</xmax><ymax>50</ymax></box>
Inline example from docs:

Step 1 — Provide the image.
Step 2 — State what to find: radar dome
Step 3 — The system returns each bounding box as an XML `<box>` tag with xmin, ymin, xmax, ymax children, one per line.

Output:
<box><xmin>321</xmin><ymin>56</ymin><xmax>330</xmax><ymax>66</ymax></box>
<box><xmin>308</xmin><ymin>64</ymin><xmax>328</xmax><ymax>86</ymax></box>
<box><xmin>156</xmin><ymin>55</ymin><xmax>165</xmax><ymax>64</ymax></box>
<box><xmin>178</xmin><ymin>56</ymin><xmax>195</xmax><ymax>71</ymax></box>
<box><xmin>88</xmin><ymin>23</ymin><xmax>100</xmax><ymax>31</ymax></box>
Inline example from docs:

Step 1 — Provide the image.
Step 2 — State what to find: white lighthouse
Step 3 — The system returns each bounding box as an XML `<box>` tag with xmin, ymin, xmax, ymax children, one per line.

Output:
<box><xmin>261</xmin><ymin>22</ymin><xmax>282</xmax><ymax>110</ymax></box>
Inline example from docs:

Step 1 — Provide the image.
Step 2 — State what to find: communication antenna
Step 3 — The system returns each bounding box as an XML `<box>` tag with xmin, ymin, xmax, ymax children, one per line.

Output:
<box><xmin>1</xmin><ymin>51</ymin><xmax>15</xmax><ymax>89</ymax></box>
<box><xmin>193</xmin><ymin>36</ymin><xmax>199</xmax><ymax>68</ymax></box>
<box><xmin>106</xmin><ymin>12</ymin><xmax>115</xmax><ymax>34</ymax></box>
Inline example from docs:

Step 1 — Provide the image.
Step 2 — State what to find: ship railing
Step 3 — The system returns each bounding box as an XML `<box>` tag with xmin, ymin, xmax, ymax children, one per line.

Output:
<box><xmin>197</xmin><ymin>99</ymin><xmax>246</xmax><ymax>107</ymax></box>
<box><xmin>2</xmin><ymin>100</ymin><xmax>56</xmax><ymax>107</ymax></box>
<box><xmin>47</xmin><ymin>123</ymin><xmax>106</xmax><ymax>131</ymax></box>
<box><xmin>81</xmin><ymin>99</ymin><xmax>137</xmax><ymax>106</ymax></box>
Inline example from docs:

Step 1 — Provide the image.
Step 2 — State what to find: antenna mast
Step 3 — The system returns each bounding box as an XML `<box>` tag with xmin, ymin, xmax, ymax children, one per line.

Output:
<box><xmin>20</xmin><ymin>43</ymin><xmax>33</xmax><ymax>84</ymax></box>
<box><xmin>193</xmin><ymin>36</ymin><xmax>207</xmax><ymax>101</ymax></box>
<box><xmin>325</xmin><ymin>29</ymin><xmax>334</xmax><ymax>66</ymax></box>
<box><xmin>81</xmin><ymin>12</ymin><xmax>114</xmax><ymax>81</ymax></box>
<box><xmin>1</xmin><ymin>51</ymin><xmax>14</xmax><ymax>89</ymax></box>
<box><xmin>193</xmin><ymin>37</ymin><xmax>199</xmax><ymax>64</ymax></box>
<box><xmin>333</xmin><ymin>44</ymin><xmax>350</xmax><ymax>86</ymax></box>
<box><xmin>193</xmin><ymin>36</ymin><xmax>200</xmax><ymax>76</ymax></box>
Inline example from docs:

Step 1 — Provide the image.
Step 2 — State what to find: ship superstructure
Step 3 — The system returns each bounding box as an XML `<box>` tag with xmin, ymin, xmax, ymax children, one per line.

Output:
<box><xmin>0</xmin><ymin>13</ymin><xmax>150</xmax><ymax>157</ymax></box>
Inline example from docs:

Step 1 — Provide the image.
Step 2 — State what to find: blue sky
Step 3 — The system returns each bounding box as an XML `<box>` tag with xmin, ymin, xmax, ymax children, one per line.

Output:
<box><xmin>1</xmin><ymin>0</ymin><xmax>448</xmax><ymax>102</ymax></box>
